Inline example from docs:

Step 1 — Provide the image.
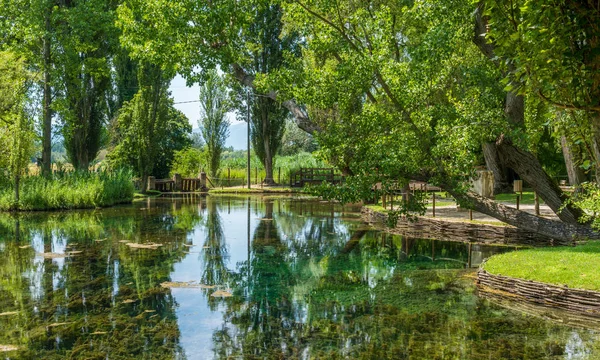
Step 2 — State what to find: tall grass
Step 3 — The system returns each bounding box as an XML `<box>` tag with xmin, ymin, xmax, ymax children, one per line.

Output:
<box><xmin>215</xmin><ymin>151</ymin><xmax>329</xmax><ymax>186</ymax></box>
<box><xmin>0</xmin><ymin>170</ymin><xmax>134</xmax><ymax>211</ymax></box>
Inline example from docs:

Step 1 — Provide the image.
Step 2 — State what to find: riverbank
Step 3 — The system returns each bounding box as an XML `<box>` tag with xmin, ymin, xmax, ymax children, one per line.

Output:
<box><xmin>478</xmin><ymin>242</ymin><xmax>600</xmax><ymax>319</ymax></box>
<box><xmin>209</xmin><ymin>185</ymin><xmax>305</xmax><ymax>194</ymax></box>
<box><xmin>0</xmin><ymin>171</ymin><xmax>134</xmax><ymax>211</ymax></box>
<box><xmin>361</xmin><ymin>205</ymin><xmax>566</xmax><ymax>246</ymax></box>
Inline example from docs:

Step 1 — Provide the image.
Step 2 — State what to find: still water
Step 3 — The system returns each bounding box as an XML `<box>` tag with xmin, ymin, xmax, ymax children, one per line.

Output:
<box><xmin>0</xmin><ymin>195</ymin><xmax>598</xmax><ymax>359</ymax></box>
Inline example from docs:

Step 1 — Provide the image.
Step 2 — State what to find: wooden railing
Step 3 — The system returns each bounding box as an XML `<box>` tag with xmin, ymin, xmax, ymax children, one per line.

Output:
<box><xmin>289</xmin><ymin>168</ymin><xmax>344</xmax><ymax>187</ymax></box>
<box><xmin>148</xmin><ymin>173</ymin><xmax>206</xmax><ymax>192</ymax></box>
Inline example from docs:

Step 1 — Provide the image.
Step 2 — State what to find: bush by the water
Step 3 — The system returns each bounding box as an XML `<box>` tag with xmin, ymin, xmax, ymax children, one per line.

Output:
<box><xmin>0</xmin><ymin>170</ymin><xmax>134</xmax><ymax>211</ymax></box>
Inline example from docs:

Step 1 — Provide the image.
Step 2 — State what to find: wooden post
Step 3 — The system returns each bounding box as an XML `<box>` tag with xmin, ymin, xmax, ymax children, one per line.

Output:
<box><xmin>468</xmin><ymin>243</ymin><xmax>473</xmax><ymax>268</ymax></box>
<box><xmin>469</xmin><ymin>209</ymin><xmax>473</xmax><ymax>221</ymax></box>
<box><xmin>255</xmin><ymin>167</ymin><xmax>258</xmax><ymax>185</ymax></box>
<box><xmin>173</xmin><ymin>173</ymin><xmax>182</xmax><ymax>192</ymax></box>
<box><xmin>516</xmin><ymin>195</ymin><xmax>520</xmax><ymax>210</ymax></box>
<box><xmin>228</xmin><ymin>168</ymin><xmax>231</xmax><ymax>187</ymax></box>
<box><xmin>199</xmin><ymin>172</ymin><xmax>207</xmax><ymax>190</ymax></box>
<box><xmin>534</xmin><ymin>192</ymin><xmax>540</xmax><ymax>216</ymax></box>
<box><xmin>382</xmin><ymin>194</ymin><xmax>386</xmax><ymax>209</ymax></box>
<box><xmin>432</xmin><ymin>193</ymin><xmax>436</xmax><ymax>218</ymax></box>
<box><xmin>278</xmin><ymin>167</ymin><xmax>281</xmax><ymax>184</ymax></box>
<box><xmin>147</xmin><ymin>176</ymin><xmax>156</xmax><ymax>191</ymax></box>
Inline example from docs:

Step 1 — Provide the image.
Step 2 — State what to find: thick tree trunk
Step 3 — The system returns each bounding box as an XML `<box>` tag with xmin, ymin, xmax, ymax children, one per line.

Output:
<box><xmin>505</xmin><ymin>91</ymin><xmax>525</xmax><ymax>126</ymax></box>
<box><xmin>445</xmin><ymin>188</ymin><xmax>598</xmax><ymax>242</ymax></box>
<box><xmin>482</xmin><ymin>142</ymin><xmax>513</xmax><ymax>194</ymax></box>
<box><xmin>263</xmin><ymin>110</ymin><xmax>275</xmax><ymax>185</ymax></box>
<box><xmin>495</xmin><ymin>136</ymin><xmax>584</xmax><ymax>224</ymax></box>
<box><xmin>561</xmin><ymin>135</ymin><xmax>586</xmax><ymax>186</ymax></box>
<box><xmin>41</xmin><ymin>13</ymin><xmax>52</xmax><ymax>177</ymax></box>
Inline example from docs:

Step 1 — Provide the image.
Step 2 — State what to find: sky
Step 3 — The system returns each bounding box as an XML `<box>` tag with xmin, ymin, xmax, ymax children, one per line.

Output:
<box><xmin>169</xmin><ymin>75</ymin><xmax>247</xmax><ymax>150</ymax></box>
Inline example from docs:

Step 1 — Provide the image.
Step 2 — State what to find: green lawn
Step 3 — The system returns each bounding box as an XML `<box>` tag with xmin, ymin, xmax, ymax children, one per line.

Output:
<box><xmin>483</xmin><ymin>242</ymin><xmax>600</xmax><ymax>291</ymax></box>
<box><xmin>494</xmin><ymin>191</ymin><xmax>543</xmax><ymax>205</ymax></box>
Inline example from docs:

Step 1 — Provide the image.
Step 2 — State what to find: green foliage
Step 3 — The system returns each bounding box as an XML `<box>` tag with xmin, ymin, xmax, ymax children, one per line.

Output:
<box><xmin>52</xmin><ymin>0</ymin><xmax>118</xmax><ymax>170</ymax></box>
<box><xmin>170</xmin><ymin>147</ymin><xmax>206</xmax><ymax>178</ymax></box>
<box><xmin>484</xmin><ymin>241</ymin><xmax>600</xmax><ymax>291</ymax></box>
<box><xmin>219</xmin><ymin>150</ymin><xmax>328</xmax><ymax>184</ymax></box>
<box><xmin>569</xmin><ymin>183</ymin><xmax>600</xmax><ymax>231</ymax></box>
<box><xmin>279</xmin><ymin>118</ymin><xmax>317</xmax><ymax>156</ymax></box>
<box><xmin>235</xmin><ymin>2</ymin><xmax>300</xmax><ymax>182</ymax></box>
<box><xmin>199</xmin><ymin>70</ymin><xmax>229</xmax><ymax>178</ymax></box>
<box><xmin>108</xmin><ymin>63</ymin><xmax>191</xmax><ymax>184</ymax></box>
<box><xmin>0</xmin><ymin>51</ymin><xmax>36</xmax><ymax>207</ymax></box>
<box><xmin>0</xmin><ymin>170</ymin><xmax>134</xmax><ymax>211</ymax></box>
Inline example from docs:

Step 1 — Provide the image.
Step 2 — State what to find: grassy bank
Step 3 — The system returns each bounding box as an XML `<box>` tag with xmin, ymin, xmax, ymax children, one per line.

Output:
<box><xmin>483</xmin><ymin>242</ymin><xmax>600</xmax><ymax>291</ymax></box>
<box><xmin>0</xmin><ymin>170</ymin><xmax>134</xmax><ymax>211</ymax></box>
<box><xmin>209</xmin><ymin>186</ymin><xmax>303</xmax><ymax>194</ymax></box>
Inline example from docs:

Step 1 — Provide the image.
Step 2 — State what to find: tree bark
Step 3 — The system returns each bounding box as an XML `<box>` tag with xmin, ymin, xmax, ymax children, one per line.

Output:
<box><xmin>561</xmin><ymin>135</ymin><xmax>586</xmax><ymax>186</ymax></box>
<box><xmin>41</xmin><ymin>11</ymin><xmax>53</xmax><ymax>177</ymax></box>
<box><xmin>445</xmin><ymin>188</ymin><xmax>598</xmax><ymax>242</ymax></box>
<box><xmin>495</xmin><ymin>135</ymin><xmax>584</xmax><ymax>224</ymax></box>
<box><xmin>590</xmin><ymin>113</ymin><xmax>600</xmax><ymax>183</ymax></box>
<box><xmin>482</xmin><ymin>142</ymin><xmax>513</xmax><ymax>194</ymax></box>
<box><xmin>262</xmin><ymin>106</ymin><xmax>275</xmax><ymax>185</ymax></box>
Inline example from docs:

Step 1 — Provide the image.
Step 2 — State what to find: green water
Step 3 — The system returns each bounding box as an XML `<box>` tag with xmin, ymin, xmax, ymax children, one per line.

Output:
<box><xmin>0</xmin><ymin>195</ymin><xmax>598</xmax><ymax>359</ymax></box>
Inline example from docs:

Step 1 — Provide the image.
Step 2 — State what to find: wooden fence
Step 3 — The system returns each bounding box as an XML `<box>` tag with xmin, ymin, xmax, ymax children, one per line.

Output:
<box><xmin>290</xmin><ymin>168</ymin><xmax>344</xmax><ymax>187</ymax></box>
<box><xmin>148</xmin><ymin>173</ymin><xmax>206</xmax><ymax>192</ymax></box>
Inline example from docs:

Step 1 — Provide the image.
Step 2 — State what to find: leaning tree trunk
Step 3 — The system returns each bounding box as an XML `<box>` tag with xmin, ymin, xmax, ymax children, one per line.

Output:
<box><xmin>482</xmin><ymin>143</ymin><xmax>513</xmax><ymax>194</ymax></box>
<box><xmin>495</xmin><ymin>135</ymin><xmax>584</xmax><ymax>224</ymax></box>
<box><xmin>445</xmin><ymin>188</ymin><xmax>597</xmax><ymax>242</ymax></box>
<box><xmin>561</xmin><ymin>135</ymin><xmax>586</xmax><ymax>186</ymax></box>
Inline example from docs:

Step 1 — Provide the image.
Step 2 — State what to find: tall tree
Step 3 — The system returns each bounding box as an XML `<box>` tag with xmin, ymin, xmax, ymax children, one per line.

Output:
<box><xmin>53</xmin><ymin>0</ymin><xmax>118</xmax><ymax>170</ymax></box>
<box><xmin>482</xmin><ymin>0</ymin><xmax>600</xmax><ymax>181</ymax></box>
<box><xmin>0</xmin><ymin>0</ymin><xmax>58</xmax><ymax>176</ymax></box>
<box><xmin>108</xmin><ymin>63</ymin><xmax>187</xmax><ymax>191</ymax></box>
<box><xmin>199</xmin><ymin>70</ymin><xmax>229</xmax><ymax>178</ymax></box>
<box><xmin>240</xmin><ymin>2</ymin><xmax>298</xmax><ymax>185</ymax></box>
<box><xmin>0</xmin><ymin>52</ymin><xmax>36</xmax><ymax>207</ymax></box>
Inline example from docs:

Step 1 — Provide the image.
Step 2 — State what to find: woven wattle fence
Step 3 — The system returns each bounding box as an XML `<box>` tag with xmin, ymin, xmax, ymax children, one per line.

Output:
<box><xmin>478</xmin><ymin>269</ymin><xmax>600</xmax><ymax>320</ymax></box>
<box><xmin>361</xmin><ymin>207</ymin><xmax>570</xmax><ymax>246</ymax></box>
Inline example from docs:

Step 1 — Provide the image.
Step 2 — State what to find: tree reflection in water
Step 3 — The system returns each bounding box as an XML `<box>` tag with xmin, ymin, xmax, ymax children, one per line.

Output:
<box><xmin>0</xmin><ymin>196</ymin><xmax>599</xmax><ymax>359</ymax></box>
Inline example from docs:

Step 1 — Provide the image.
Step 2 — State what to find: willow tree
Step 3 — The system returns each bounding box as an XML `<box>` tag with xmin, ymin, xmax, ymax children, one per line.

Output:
<box><xmin>199</xmin><ymin>70</ymin><xmax>229</xmax><ymax>178</ymax></box>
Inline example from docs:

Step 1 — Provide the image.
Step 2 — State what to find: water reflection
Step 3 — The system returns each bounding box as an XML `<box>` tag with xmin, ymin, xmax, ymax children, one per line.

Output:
<box><xmin>0</xmin><ymin>195</ymin><xmax>598</xmax><ymax>359</ymax></box>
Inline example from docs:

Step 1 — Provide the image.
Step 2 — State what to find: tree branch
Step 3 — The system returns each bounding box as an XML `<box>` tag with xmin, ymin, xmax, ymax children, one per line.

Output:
<box><xmin>538</xmin><ymin>89</ymin><xmax>600</xmax><ymax>112</ymax></box>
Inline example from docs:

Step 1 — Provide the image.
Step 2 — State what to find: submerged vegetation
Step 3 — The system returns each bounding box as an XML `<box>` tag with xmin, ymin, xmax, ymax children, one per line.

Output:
<box><xmin>1</xmin><ymin>196</ymin><xmax>597</xmax><ymax>358</ymax></box>
<box><xmin>0</xmin><ymin>170</ymin><xmax>134</xmax><ymax>211</ymax></box>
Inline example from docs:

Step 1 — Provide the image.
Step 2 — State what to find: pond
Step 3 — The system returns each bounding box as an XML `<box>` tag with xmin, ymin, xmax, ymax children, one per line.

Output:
<box><xmin>0</xmin><ymin>195</ymin><xmax>598</xmax><ymax>359</ymax></box>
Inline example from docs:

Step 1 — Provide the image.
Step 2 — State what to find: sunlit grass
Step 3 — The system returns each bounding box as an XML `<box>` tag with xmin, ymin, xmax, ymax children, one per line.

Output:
<box><xmin>483</xmin><ymin>242</ymin><xmax>600</xmax><ymax>291</ymax></box>
<box><xmin>494</xmin><ymin>191</ymin><xmax>543</xmax><ymax>205</ymax></box>
<box><xmin>0</xmin><ymin>170</ymin><xmax>134</xmax><ymax>211</ymax></box>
